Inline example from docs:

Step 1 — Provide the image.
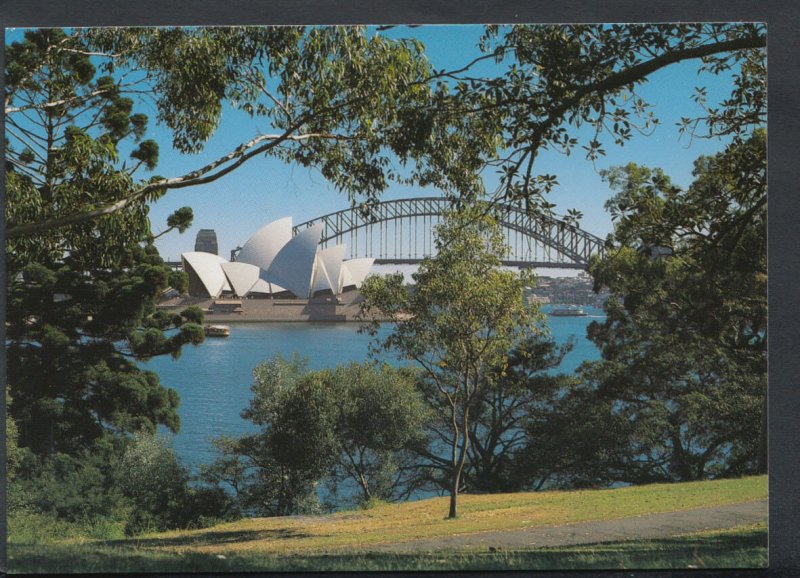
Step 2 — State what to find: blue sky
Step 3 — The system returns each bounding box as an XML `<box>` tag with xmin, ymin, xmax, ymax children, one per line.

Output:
<box><xmin>6</xmin><ymin>25</ymin><xmax>738</xmax><ymax>264</ymax></box>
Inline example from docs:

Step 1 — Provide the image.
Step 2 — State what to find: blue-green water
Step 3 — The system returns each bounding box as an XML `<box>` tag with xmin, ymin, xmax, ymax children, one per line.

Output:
<box><xmin>141</xmin><ymin>307</ymin><xmax>605</xmax><ymax>471</ymax></box>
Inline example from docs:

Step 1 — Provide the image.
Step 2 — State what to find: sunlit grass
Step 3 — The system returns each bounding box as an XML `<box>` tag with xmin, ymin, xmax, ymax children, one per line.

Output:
<box><xmin>7</xmin><ymin>475</ymin><xmax>767</xmax><ymax>573</ymax></box>
<box><xmin>9</xmin><ymin>523</ymin><xmax>767</xmax><ymax>573</ymax></box>
<box><xmin>134</xmin><ymin>474</ymin><xmax>767</xmax><ymax>555</ymax></box>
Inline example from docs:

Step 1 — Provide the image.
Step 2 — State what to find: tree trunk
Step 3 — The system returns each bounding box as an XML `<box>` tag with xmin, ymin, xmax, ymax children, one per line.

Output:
<box><xmin>448</xmin><ymin>406</ymin><xmax>472</xmax><ymax>519</ymax></box>
<box><xmin>448</xmin><ymin>471</ymin><xmax>460</xmax><ymax>518</ymax></box>
<box><xmin>359</xmin><ymin>472</ymin><xmax>372</xmax><ymax>501</ymax></box>
<box><xmin>670</xmin><ymin>429</ymin><xmax>694</xmax><ymax>481</ymax></box>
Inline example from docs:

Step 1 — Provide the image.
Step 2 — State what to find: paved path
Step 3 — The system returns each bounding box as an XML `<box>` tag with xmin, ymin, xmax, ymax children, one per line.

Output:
<box><xmin>377</xmin><ymin>500</ymin><xmax>768</xmax><ymax>552</ymax></box>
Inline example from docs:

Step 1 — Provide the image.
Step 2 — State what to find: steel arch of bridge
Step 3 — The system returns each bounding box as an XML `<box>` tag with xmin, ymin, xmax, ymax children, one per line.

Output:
<box><xmin>293</xmin><ymin>197</ymin><xmax>605</xmax><ymax>269</ymax></box>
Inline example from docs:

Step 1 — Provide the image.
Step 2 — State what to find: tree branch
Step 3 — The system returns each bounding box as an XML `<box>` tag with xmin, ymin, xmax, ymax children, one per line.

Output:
<box><xmin>526</xmin><ymin>35</ymin><xmax>766</xmax><ymax>157</ymax></box>
<box><xmin>6</xmin><ymin>87</ymin><xmax>116</xmax><ymax>114</ymax></box>
<box><xmin>7</xmin><ymin>125</ymin><xmax>357</xmax><ymax>238</ymax></box>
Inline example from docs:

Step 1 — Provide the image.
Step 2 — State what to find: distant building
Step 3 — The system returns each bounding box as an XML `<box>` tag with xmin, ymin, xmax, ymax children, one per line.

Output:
<box><xmin>527</xmin><ymin>294</ymin><xmax>550</xmax><ymax>305</ymax></box>
<box><xmin>194</xmin><ymin>229</ymin><xmax>218</xmax><ymax>255</ymax></box>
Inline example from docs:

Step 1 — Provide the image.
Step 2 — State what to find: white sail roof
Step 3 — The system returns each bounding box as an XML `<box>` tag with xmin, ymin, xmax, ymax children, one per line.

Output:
<box><xmin>249</xmin><ymin>278</ymin><xmax>284</xmax><ymax>295</ymax></box>
<box><xmin>312</xmin><ymin>244</ymin><xmax>347</xmax><ymax>295</ymax></box>
<box><xmin>221</xmin><ymin>261</ymin><xmax>261</xmax><ymax>297</ymax></box>
<box><xmin>236</xmin><ymin>217</ymin><xmax>292</xmax><ymax>271</ymax></box>
<box><xmin>182</xmin><ymin>252</ymin><xmax>231</xmax><ymax>298</ymax></box>
<box><xmin>341</xmin><ymin>258</ymin><xmax>374</xmax><ymax>289</ymax></box>
<box><xmin>264</xmin><ymin>223</ymin><xmax>324</xmax><ymax>298</ymax></box>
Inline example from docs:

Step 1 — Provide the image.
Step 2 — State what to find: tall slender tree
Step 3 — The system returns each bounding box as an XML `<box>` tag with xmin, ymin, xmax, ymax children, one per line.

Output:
<box><xmin>361</xmin><ymin>205</ymin><xmax>537</xmax><ymax>518</ymax></box>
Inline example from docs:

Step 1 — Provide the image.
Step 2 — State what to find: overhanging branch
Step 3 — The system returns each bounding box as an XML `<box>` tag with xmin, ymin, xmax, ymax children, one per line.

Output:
<box><xmin>7</xmin><ymin>124</ymin><xmax>358</xmax><ymax>238</ymax></box>
<box><xmin>526</xmin><ymin>35</ymin><xmax>766</xmax><ymax>158</ymax></box>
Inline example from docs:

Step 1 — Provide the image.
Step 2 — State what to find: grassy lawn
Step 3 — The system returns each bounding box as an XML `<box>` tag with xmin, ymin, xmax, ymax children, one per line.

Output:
<box><xmin>8</xmin><ymin>523</ymin><xmax>768</xmax><ymax>573</ymax></box>
<box><xmin>8</xmin><ymin>475</ymin><xmax>768</xmax><ymax>573</ymax></box>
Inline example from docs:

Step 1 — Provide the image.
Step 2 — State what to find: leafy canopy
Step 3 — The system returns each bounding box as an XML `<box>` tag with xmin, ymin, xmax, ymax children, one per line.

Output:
<box><xmin>570</xmin><ymin>130</ymin><xmax>766</xmax><ymax>484</ymax></box>
<box><xmin>6</xmin><ymin>26</ymin><xmax>499</xmax><ymax>238</ymax></box>
<box><xmin>6</xmin><ymin>24</ymin><xmax>766</xmax><ymax>237</ymax></box>
<box><xmin>421</xmin><ymin>23</ymin><xmax>765</xmax><ymax>221</ymax></box>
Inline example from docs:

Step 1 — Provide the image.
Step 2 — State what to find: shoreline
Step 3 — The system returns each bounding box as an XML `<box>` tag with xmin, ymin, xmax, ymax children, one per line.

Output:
<box><xmin>158</xmin><ymin>288</ymin><xmax>391</xmax><ymax>323</ymax></box>
<box><xmin>205</xmin><ymin>315</ymin><xmax>372</xmax><ymax>325</ymax></box>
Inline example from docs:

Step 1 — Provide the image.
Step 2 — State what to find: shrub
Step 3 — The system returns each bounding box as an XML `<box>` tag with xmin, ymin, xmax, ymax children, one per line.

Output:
<box><xmin>10</xmin><ymin>438</ymin><xmax>128</xmax><ymax>523</ymax></box>
<box><xmin>116</xmin><ymin>431</ymin><xmax>237</xmax><ymax>534</ymax></box>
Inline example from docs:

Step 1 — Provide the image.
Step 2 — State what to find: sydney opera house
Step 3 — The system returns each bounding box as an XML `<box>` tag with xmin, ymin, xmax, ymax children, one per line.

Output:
<box><xmin>181</xmin><ymin>218</ymin><xmax>374</xmax><ymax>300</ymax></box>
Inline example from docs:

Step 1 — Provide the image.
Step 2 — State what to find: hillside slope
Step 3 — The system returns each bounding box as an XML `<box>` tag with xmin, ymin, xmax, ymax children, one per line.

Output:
<box><xmin>136</xmin><ymin>475</ymin><xmax>767</xmax><ymax>555</ymax></box>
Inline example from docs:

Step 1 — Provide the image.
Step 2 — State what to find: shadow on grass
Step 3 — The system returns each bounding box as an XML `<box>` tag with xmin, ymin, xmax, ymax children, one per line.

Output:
<box><xmin>568</xmin><ymin>527</ymin><xmax>768</xmax><ymax>554</ymax></box>
<box><xmin>107</xmin><ymin>527</ymin><xmax>311</xmax><ymax>549</ymax></box>
<box><xmin>8</xmin><ymin>544</ymin><xmax>234</xmax><ymax>574</ymax></box>
<box><xmin>8</xmin><ymin>527</ymin><xmax>768</xmax><ymax>574</ymax></box>
<box><xmin>530</xmin><ymin>528</ymin><xmax>768</xmax><ymax>571</ymax></box>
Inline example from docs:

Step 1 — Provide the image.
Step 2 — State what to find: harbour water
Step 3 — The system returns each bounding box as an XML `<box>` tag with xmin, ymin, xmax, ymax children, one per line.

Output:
<box><xmin>141</xmin><ymin>306</ymin><xmax>606</xmax><ymax>471</ymax></box>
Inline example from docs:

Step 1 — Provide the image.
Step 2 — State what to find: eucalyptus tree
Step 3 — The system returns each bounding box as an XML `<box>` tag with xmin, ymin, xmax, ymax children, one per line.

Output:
<box><xmin>464</xmin><ymin>334</ymin><xmax>577</xmax><ymax>493</ymax></box>
<box><xmin>435</xmin><ymin>23</ymin><xmax>767</xmax><ymax>486</ymax></box>
<box><xmin>328</xmin><ymin>362</ymin><xmax>428</xmax><ymax>502</ymax></box>
<box><xmin>421</xmin><ymin>23</ymin><xmax>765</xmax><ymax>221</ymax></box>
<box><xmin>6</xmin><ymin>24</ymin><xmax>766</xmax><ymax>238</ymax></box>
<box><xmin>5</xmin><ymin>26</ymin><xmax>495</xmax><ymax>240</ymax></box>
<box><xmin>361</xmin><ymin>205</ymin><xmax>538</xmax><ymax>518</ymax></box>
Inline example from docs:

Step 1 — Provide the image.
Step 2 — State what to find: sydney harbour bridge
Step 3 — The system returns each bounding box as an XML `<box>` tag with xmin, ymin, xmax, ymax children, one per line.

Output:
<box><xmin>291</xmin><ymin>197</ymin><xmax>606</xmax><ymax>270</ymax></box>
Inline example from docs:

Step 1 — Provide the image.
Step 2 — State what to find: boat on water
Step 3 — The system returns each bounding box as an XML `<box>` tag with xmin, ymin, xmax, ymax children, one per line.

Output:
<box><xmin>204</xmin><ymin>324</ymin><xmax>231</xmax><ymax>337</ymax></box>
<box><xmin>549</xmin><ymin>306</ymin><xmax>588</xmax><ymax>317</ymax></box>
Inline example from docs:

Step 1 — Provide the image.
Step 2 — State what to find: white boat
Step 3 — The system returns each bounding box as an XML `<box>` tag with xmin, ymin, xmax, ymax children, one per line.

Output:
<box><xmin>204</xmin><ymin>324</ymin><xmax>231</xmax><ymax>337</ymax></box>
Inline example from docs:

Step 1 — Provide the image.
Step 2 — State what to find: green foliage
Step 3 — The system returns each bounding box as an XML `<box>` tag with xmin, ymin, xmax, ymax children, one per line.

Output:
<box><xmin>7</xmin><ymin>26</ymin><xmax>504</xmax><ymax>239</ymax></box>
<box><xmin>8</xmin><ymin>510</ymin><xmax>126</xmax><ymax>545</ymax></box>
<box><xmin>329</xmin><ymin>362</ymin><xmax>428</xmax><ymax>502</ymax></box>
<box><xmin>465</xmin><ymin>334</ymin><xmax>578</xmax><ymax>492</ymax></box>
<box><xmin>6</xmin><ymin>245</ymin><xmax>206</xmax><ymax>455</ymax></box>
<box><xmin>9</xmin><ymin>435</ymin><xmax>129</xmax><ymax>523</ymax></box>
<box><xmin>165</xmin><ymin>206</ymin><xmax>194</xmax><ymax>234</ymax></box>
<box><xmin>5</xmin><ymin>29</ymin><xmax>209</xmax><ymax>471</ymax></box>
<box><xmin>361</xmin><ymin>204</ymin><xmax>538</xmax><ymax>516</ymax></box>
<box><xmin>113</xmin><ymin>432</ymin><xmax>235</xmax><ymax>535</ymax></box>
<box><xmin>202</xmin><ymin>354</ymin><xmax>334</xmax><ymax>517</ymax></box>
<box><xmin>457</xmin><ymin>24</ymin><xmax>765</xmax><ymax>216</ymax></box>
<box><xmin>8</xmin><ymin>430</ymin><xmax>233</xmax><ymax>538</ymax></box>
<box><xmin>4</xmin><ymin>31</ymin><xmax>207</xmax><ymax>531</ymax></box>
<box><xmin>130</xmin><ymin>139</ymin><xmax>160</xmax><ymax>170</ymax></box>
<box><xmin>566</xmin><ymin>131</ymin><xmax>767</xmax><ymax>484</ymax></box>
<box><xmin>6</xmin><ymin>388</ymin><xmax>24</xmax><ymax>477</ymax></box>
<box><xmin>204</xmin><ymin>356</ymin><xmax>426</xmax><ymax>513</ymax></box>
<box><xmin>7</xmin><ymin>25</ymin><xmax>766</xmax><ymax>239</ymax></box>
<box><xmin>5</xmin><ymin>29</ymin><xmax>157</xmax><ymax>264</ymax></box>
<box><xmin>115</xmin><ymin>432</ymin><xmax>191</xmax><ymax>534</ymax></box>
<box><xmin>358</xmin><ymin>497</ymin><xmax>390</xmax><ymax>511</ymax></box>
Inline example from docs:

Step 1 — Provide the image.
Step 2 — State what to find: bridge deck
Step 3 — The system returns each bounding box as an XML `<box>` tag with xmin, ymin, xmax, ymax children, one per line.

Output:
<box><xmin>373</xmin><ymin>258</ymin><xmax>587</xmax><ymax>269</ymax></box>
